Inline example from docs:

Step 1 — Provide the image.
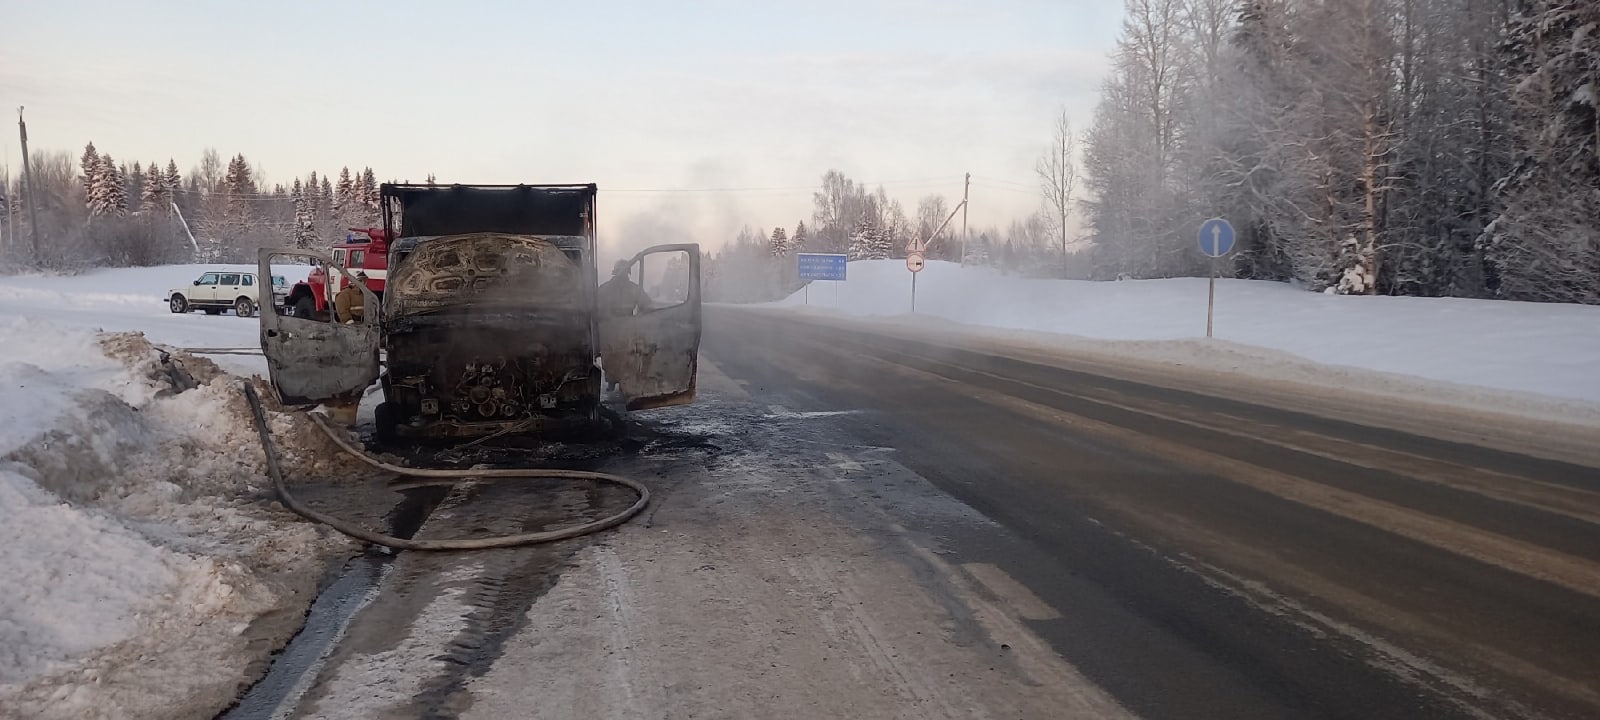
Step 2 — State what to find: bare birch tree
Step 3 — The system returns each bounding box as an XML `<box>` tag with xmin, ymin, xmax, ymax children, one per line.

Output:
<box><xmin>1037</xmin><ymin>109</ymin><xmax>1078</xmax><ymax>276</ymax></box>
<box><xmin>811</xmin><ymin>170</ymin><xmax>866</xmax><ymax>254</ymax></box>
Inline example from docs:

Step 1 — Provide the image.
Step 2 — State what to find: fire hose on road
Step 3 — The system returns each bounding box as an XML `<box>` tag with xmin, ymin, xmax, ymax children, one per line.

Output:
<box><xmin>241</xmin><ymin>382</ymin><xmax>650</xmax><ymax>551</ymax></box>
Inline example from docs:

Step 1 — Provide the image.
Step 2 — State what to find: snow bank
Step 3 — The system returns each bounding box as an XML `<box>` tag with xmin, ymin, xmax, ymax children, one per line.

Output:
<box><xmin>775</xmin><ymin>260</ymin><xmax>1600</xmax><ymax>405</ymax></box>
<box><xmin>0</xmin><ymin>318</ymin><xmax>348</xmax><ymax>720</ymax></box>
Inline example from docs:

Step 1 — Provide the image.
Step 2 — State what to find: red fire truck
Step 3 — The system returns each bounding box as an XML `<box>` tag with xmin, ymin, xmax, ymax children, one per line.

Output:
<box><xmin>283</xmin><ymin>227</ymin><xmax>391</xmax><ymax>318</ymax></box>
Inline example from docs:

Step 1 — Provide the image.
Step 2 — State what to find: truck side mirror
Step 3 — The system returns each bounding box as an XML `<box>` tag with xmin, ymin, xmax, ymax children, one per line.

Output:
<box><xmin>193</xmin><ymin>280</ymin><xmax>201</xmax><ymax>286</ymax></box>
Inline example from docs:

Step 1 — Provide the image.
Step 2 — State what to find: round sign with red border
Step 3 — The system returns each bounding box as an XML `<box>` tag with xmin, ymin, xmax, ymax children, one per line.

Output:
<box><xmin>906</xmin><ymin>252</ymin><xmax>926</xmax><ymax>273</ymax></box>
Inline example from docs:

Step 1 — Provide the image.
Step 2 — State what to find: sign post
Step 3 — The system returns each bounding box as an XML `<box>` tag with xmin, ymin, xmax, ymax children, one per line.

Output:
<box><xmin>906</xmin><ymin>251</ymin><xmax>925</xmax><ymax>312</ymax></box>
<box><xmin>1206</xmin><ymin>259</ymin><xmax>1215</xmax><ymax>336</ymax></box>
<box><xmin>1197</xmin><ymin>218</ymin><xmax>1236</xmax><ymax>338</ymax></box>
<box><xmin>797</xmin><ymin>253</ymin><xmax>848</xmax><ymax>307</ymax></box>
<box><xmin>903</xmin><ymin>198</ymin><xmax>962</xmax><ymax>314</ymax></box>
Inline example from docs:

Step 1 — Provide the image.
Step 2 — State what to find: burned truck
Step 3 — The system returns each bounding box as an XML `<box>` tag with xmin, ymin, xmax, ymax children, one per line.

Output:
<box><xmin>258</xmin><ymin>183</ymin><xmax>702</xmax><ymax>441</ymax></box>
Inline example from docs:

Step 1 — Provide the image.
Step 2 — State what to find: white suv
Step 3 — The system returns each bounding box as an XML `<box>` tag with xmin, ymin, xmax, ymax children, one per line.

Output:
<box><xmin>168</xmin><ymin>270</ymin><xmax>287</xmax><ymax>317</ymax></box>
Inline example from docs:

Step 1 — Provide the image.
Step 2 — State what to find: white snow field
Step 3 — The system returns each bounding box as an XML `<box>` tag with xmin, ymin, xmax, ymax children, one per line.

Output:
<box><xmin>0</xmin><ymin>264</ymin><xmax>311</xmax><ymax>376</ymax></box>
<box><xmin>0</xmin><ymin>265</ymin><xmax>347</xmax><ymax>720</ymax></box>
<box><xmin>775</xmin><ymin>259</ymin><xmax>1600</xmax><ymax>413</ymax></box>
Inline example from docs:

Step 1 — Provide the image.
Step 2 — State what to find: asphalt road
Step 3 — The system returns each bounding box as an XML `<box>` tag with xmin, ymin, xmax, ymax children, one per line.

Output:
<box><xmin>700</xmin><ymin>306</ymin><xmax>1600</xmax><ymax>720</ymax></box>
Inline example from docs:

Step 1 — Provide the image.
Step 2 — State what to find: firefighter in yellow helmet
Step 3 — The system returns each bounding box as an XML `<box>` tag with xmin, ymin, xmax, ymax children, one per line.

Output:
<box><xmin>334</xmin><ymin>272</ymin><xmax>367</xmax><ymax>324</ymax></box>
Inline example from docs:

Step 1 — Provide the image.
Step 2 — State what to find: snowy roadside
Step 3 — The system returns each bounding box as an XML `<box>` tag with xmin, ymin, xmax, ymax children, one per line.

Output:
<box><xmin>0</xmin><ymin>264</ymin><xmax>311</xmax><ymax>378</ymax></box>
<box><xmin>764</xmin><ymin>260</ymin><xmax>1600</xmax><ymax>426</ymax></box>
<box><xmin>0</xmin><ymin>316</ymin><xmax>353</xmax><ymax>720</ymax></box>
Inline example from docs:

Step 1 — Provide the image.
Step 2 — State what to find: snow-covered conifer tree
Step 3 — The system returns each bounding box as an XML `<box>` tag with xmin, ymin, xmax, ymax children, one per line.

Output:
<box><xmin>334</xmin><ymin>167</ymin><xmax>354</xmax><ymax>225</ymax></box>
<box><xmin>89</xmin><ymin>154</ymin><xmax>128</xmax><ymax>217</ymax></box>
<box><xmin>164</xmin><ymin>160</ymin><xmax>181</xmax><ymax>193</ymax></box>
<box><xmin>866</xmin><ymin>223</ymin><xmax>893</xmax><ymax>260</ymax></box>
<box><xmin>80</xmin><ymin>142</ymin><xmax>100</xmax><ymax>201</ymax></box>
<box><xmin>359</xmin><ymin>167</ymin><xmax>378</xmax><ymax>222</ymax></box>
<box><xmin>1479</xmin><ymin>1</ymin><xmax>1600</xmax><ymax>303</ymax></box>
<box><xmin>127</xmin><ymin>162</ymin><xmax>145</xmax><ymax>209</ymax></box>
<box><xmin>302</xmin><ymin>171</ymin><xmax>321</xmax><ymax>237</ymax></box>
<box><xmin>321</xmin><ymin>176</ymin><xmax>334</xmax><ymax>209</ymax></box>
<box><xmin>291</xmin><ymin>177</ymin><xmax>318</xmax><ymax>249</ymax></box>
<box><xmin>847</xmin><ymin>218</ymin><xmax>875</xmax><ymax>260</ymax></box>
<box><xmin>222</xmin><ymin>154</ymin><xmax>256</xmax><ymax>226</ymax></box>
<box><xmin>769</xmin><ymin>227</ymin><xmax>789</xmax><ymax>257</ymax></box>
<box><xmin>140</xmin><ymin>163</ymin><xmax>167</xmax><ymax>213</ymax></box>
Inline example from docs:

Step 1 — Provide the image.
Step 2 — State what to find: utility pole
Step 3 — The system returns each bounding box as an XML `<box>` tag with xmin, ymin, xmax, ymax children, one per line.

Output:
<box><xmin>960</xmin><ymin>172</ymin><xmax>970</xmax><ymax>265</ymax></box>
<box><xmin>4</xmin><ymin>168</ymin><xmax>13</xmax><ymax>255</ymax></box>
<box><xmin>2</xmin><ymin>150</ymin><xmax>10</xmax><ymax>255</ymax></box>
<box><xmin>17</xmin><ymin>107</ymin><xmax>40</xmax><ymax>262</ymax></box>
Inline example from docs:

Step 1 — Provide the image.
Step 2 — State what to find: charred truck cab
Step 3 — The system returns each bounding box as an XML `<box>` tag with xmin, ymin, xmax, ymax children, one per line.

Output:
<box><xmin>258</xmin><ymin>183</ymin><xmax>703</xmax><ymax>442</ymax></box>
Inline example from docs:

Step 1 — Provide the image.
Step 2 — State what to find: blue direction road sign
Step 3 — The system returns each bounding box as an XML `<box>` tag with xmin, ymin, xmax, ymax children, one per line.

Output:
<box><xmin>797</xmin><ymin>253</ymin><xmax>848</xmax><ymax>281</ymax></box>
<box><xmin>1198</xmin><ymin>218</ymin><xmax>1236</xmax><ymax>258</ymax></box>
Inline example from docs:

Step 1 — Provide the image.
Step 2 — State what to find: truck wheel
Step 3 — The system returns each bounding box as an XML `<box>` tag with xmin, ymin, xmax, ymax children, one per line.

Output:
<box><xmin>373</xmin><ymin>402</ymin><xmax>397</xmax><ymax>444</ymax></box>
<box><xmin>235</xmin><ymin>297</ymin><xmax>255</xmax><ymax>318</ymax></box>
<box><xmin>169</xmin><ymin>294</ymin><xmax>188</xmax><ymax>314</ymax></box>
<box><xmin>294</xmin><ymin>295</ymin><xmax>315</xmax><ymax>319</ymax></box>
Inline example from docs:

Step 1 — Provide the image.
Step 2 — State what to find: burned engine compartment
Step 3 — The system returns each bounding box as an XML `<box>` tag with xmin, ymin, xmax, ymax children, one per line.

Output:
<box><xmin>381</xmin><ymin>233</ymin><xmax>600</xmax><ymax>438</ymax></box>
<box><xmin>384</xmin><ymin>315</ymin><xmax>600</xmax><ymax>436</ymax></box>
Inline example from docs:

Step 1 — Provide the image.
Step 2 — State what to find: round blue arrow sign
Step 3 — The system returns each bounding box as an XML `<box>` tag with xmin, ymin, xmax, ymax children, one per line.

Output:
<box><xmin>1198</xmin><ymin>218</ymin><xmax>1236</xmax><ymax>258</ymax></box>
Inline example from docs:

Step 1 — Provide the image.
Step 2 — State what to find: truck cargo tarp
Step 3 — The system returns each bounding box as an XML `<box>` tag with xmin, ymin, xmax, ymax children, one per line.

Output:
<box><xmin>388</xmin><ymin>185</ymin><xmax>594</xmax><ymax>237</ymax></box>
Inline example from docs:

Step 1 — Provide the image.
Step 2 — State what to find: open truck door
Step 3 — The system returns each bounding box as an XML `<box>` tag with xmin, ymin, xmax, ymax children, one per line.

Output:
<box><xmin>600</xmin><ymin>244</ymin><xmax>702</xmax><ymax>410</ymax></box>
<box><xmin>259</xmin><ymin>248</ymin><xmax>381</xmax><ymax>407</ymax></box>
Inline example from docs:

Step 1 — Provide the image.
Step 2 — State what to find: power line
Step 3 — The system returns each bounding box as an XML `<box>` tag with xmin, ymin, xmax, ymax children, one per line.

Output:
<box><xmin>607</xmin><ymin>176</ymin><xmax>966</xmax><ymax>194</ymax></box>
<box><xmin>971</xmin><ymin>175</ymin><xmax>1035</xmax><ymax>189</ymax></box>
<box><xmin>970</xmin><ymin>181</ymin><xmax>1036</xmax><ymax>196</ymax></box>
<box><xmin>158</xmin><ymin>176</ymin><xmax>973</xmax><ymax>199</ymax></box>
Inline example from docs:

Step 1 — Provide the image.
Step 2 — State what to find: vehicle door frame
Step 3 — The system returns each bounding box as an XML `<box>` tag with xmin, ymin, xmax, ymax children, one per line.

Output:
<box><xmin>258</xmin><ymin>248</ymin><xmax>381</xmax><ymax>408</ymax></box>
<box><xmin>192</xmin><ymin>271</ymin><xmax>221</xmax><ymax>304</ymax></box>
<box><xmin>218</xmin><ymin>271</ymin><xmax>244</xmax><ymax>307</ymax></box>
<box><xmin>601</xmin><ymin>243</ymin><xmax>702</xmax><ymax>410</ymax></box>
<box><xmin>326</xmin><ymin>248</ymin><xmax>348</xmax><ymax>308</ymax></box>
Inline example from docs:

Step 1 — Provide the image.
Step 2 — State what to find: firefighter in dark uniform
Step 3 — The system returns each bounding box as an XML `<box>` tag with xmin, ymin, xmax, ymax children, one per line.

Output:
<box><xmin>598</xmin><ymin>260</ymin><xmax>649</xmax><ymax>318</ymax></box>
<box><xmin>597</xmin><ymin>260</ymin><xmax>651</xmax><ymax>391</ymax></box>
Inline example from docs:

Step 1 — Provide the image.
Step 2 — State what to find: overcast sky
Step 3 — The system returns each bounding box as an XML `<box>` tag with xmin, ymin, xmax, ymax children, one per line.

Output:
<box><xmin>0</xmin><ymin>0</ymin><xmax>1122</xmax><ymax>256</ymax></box>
